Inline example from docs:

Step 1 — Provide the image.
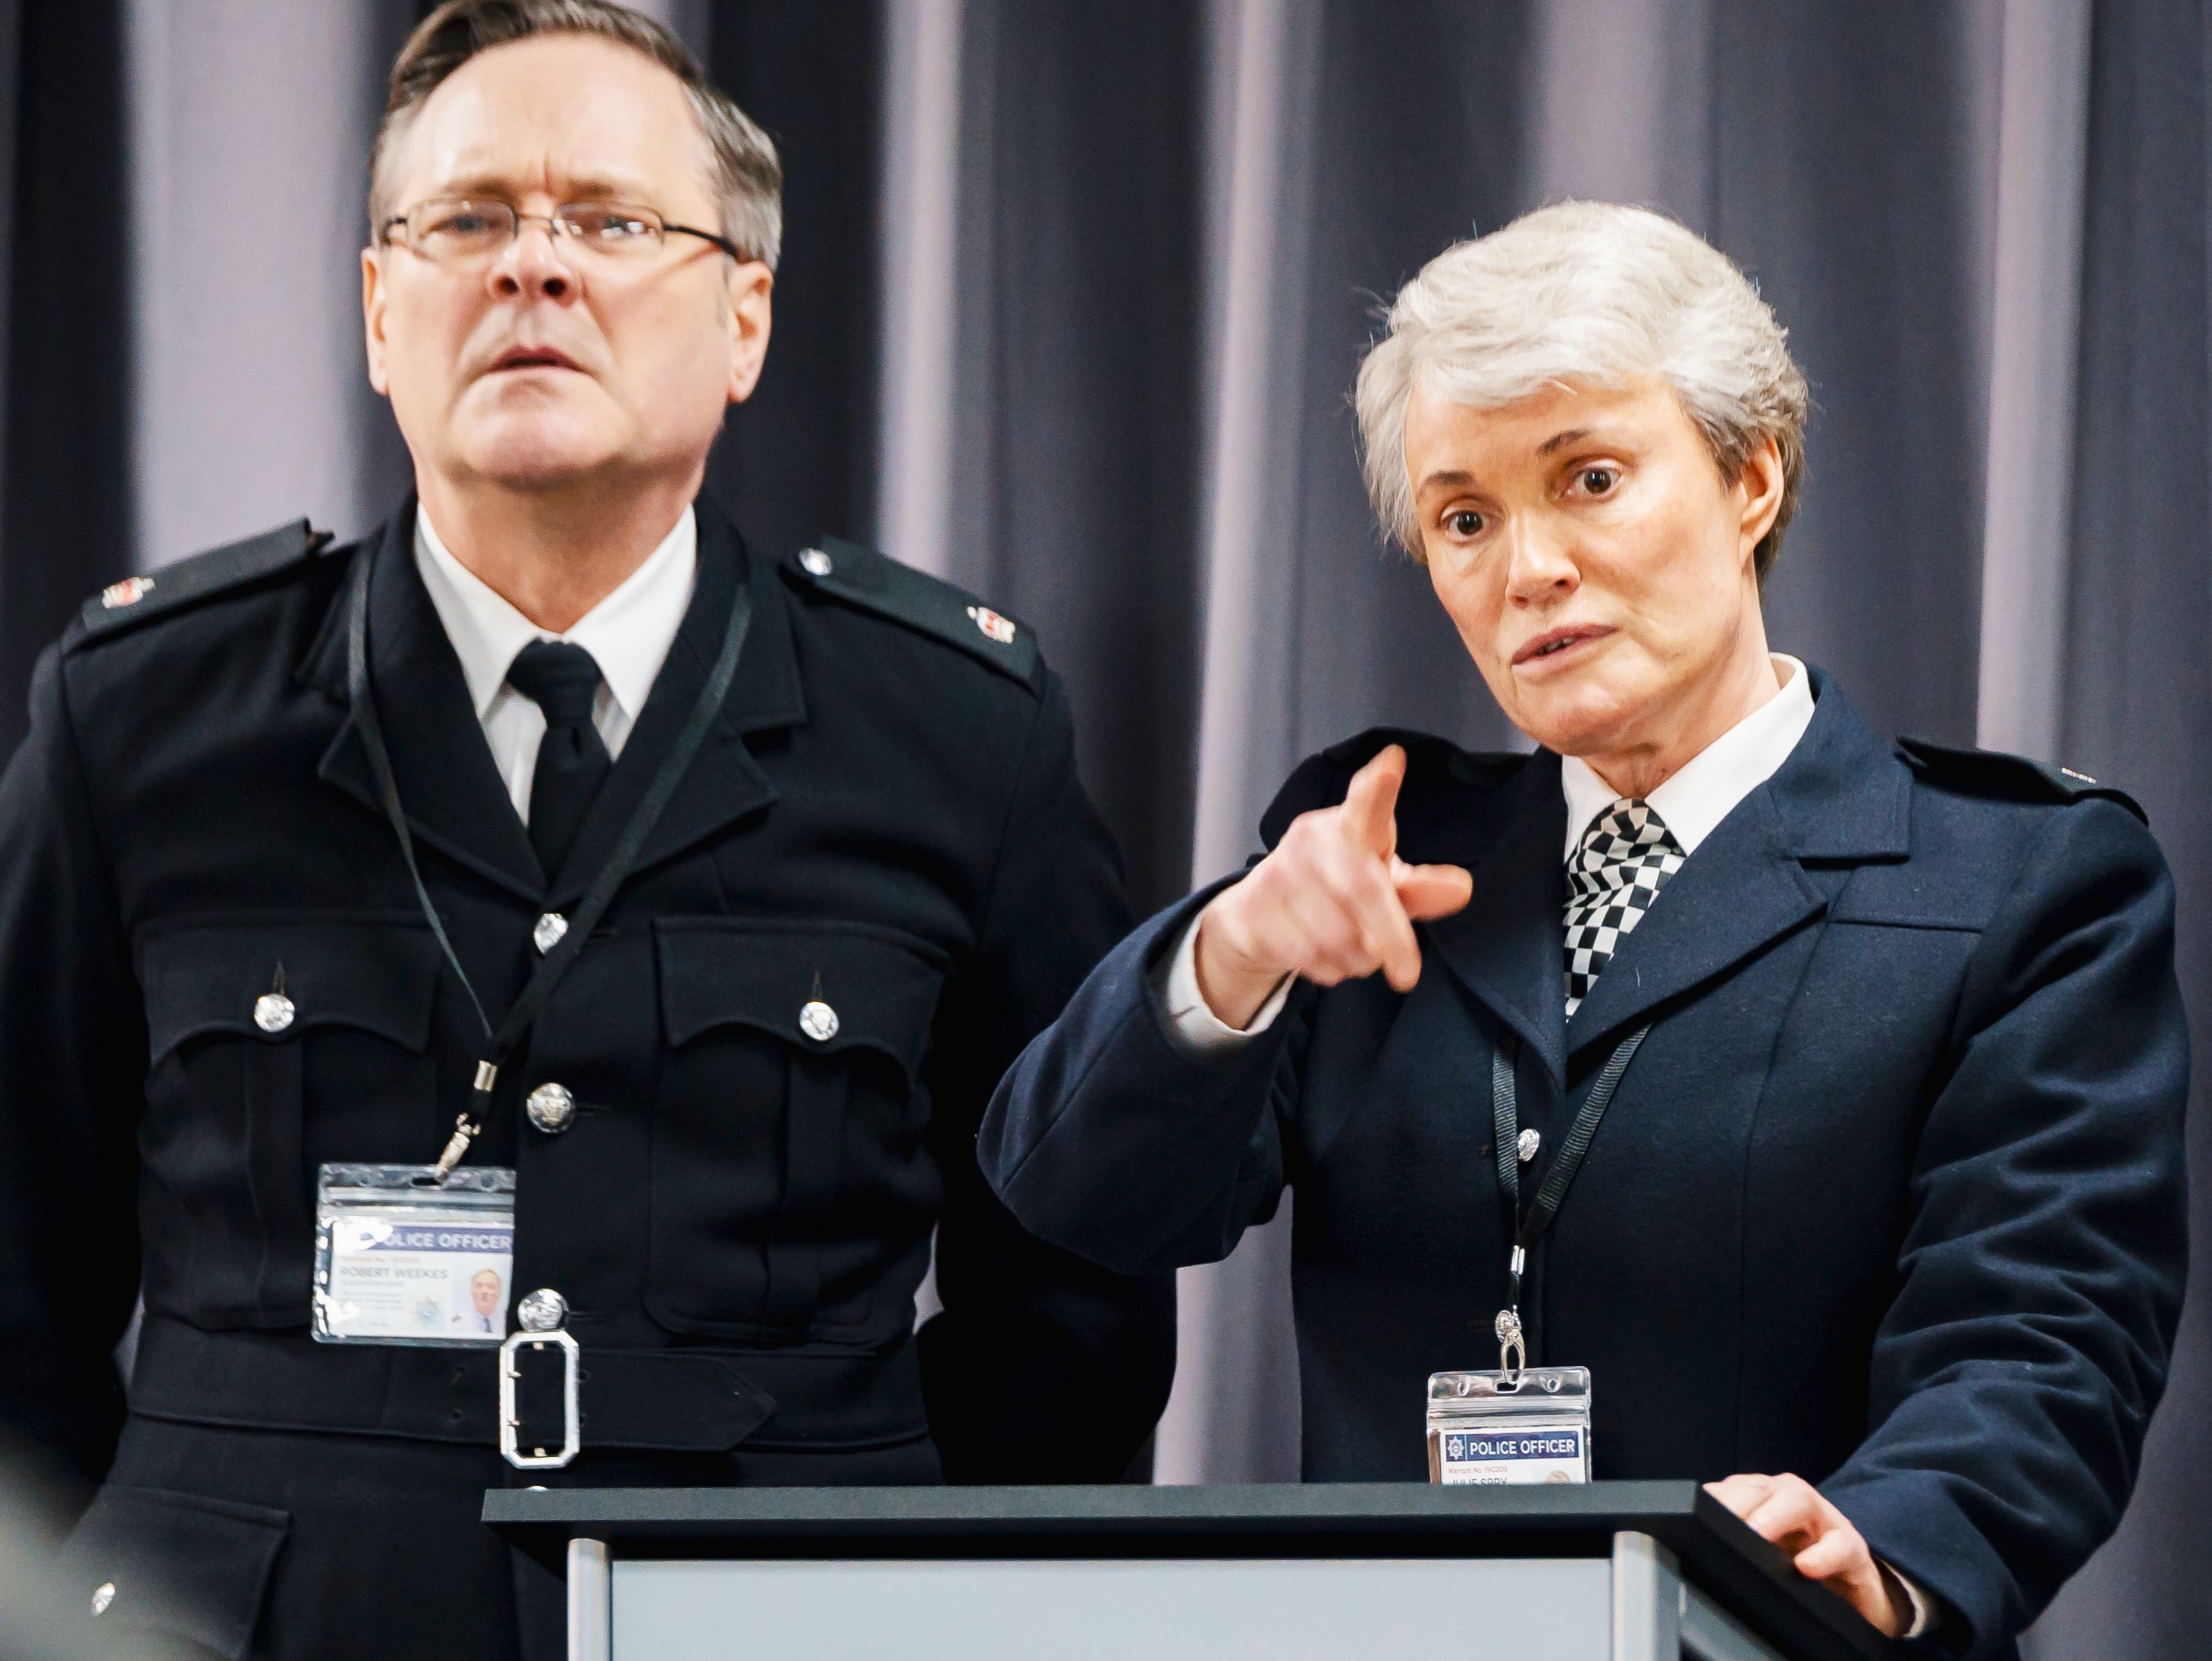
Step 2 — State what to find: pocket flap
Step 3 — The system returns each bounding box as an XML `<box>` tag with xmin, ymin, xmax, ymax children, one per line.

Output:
<box><xmin>656</xmin><ymin>918</ymin><xmax>948</xmax><ymax>1082</ymax></box>
<box><xmin>55</xmin><ymin>1484</ymin><xmax>290</xmax><ymax>1659</ymax></box>
<box><xmin>139</xmin><ymin>917</ymin><xmax>441</xmax><ymax>1063</ymax></box>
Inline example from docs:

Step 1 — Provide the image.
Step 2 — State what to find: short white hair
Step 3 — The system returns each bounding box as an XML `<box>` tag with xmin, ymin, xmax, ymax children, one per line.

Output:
<box><xmin>1354</xmin><ymin>201</ymin><xmax>1808</xmax><ymax>576</ymax></box>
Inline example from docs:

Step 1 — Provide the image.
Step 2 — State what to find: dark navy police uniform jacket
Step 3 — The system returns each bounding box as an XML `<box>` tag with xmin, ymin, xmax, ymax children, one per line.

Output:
<box><xmin>980</xmin><ymin>670</ymin><xmax>2187</xmax><ymax>1661</ymax></box>
<box><xmin>0</xmin><ymin>500</ymin><xmax>1172</xmax><ymax>1660</ymax></box>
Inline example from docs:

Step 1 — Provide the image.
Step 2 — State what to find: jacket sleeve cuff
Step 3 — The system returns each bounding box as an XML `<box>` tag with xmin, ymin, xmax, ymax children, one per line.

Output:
<box><xmin>1821</xmin><ymin>1465</ymin><xmax>2010</xmax><ymax>1652</ymax></box>
<box><xmin>1880</xmin><ymin>1559</ymin><xmax>1937</xmax><ymax>1640</ymax></box>
<box><xmin>1153</xmin><ymin>906</ymin><xmax>1291</xmax><ymax>1054</ymax></box>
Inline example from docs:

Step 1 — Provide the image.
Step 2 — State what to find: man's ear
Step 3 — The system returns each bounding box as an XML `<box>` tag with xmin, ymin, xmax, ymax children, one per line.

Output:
<box><xmin>725</xmin><ymin>262</ymin><xmax>773</xmax><ymax>405</ymax></box>
<box><xmin>362</xmin><ymin>247</ymin><xmax>391</xmax><ymax>397</ymax></box>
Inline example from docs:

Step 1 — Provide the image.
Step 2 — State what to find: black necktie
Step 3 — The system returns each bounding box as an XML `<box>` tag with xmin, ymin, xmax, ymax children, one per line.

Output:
<box><xmin>505</xmin><ymin>639</ymin><xmax>612</xmax><ymax>880</ymax></box>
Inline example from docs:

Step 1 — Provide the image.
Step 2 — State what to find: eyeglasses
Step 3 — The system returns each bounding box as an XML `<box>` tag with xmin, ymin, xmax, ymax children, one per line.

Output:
<box><xmin>379</xmin><ymin>199</ymin><xmax>745</xmax><ymax>266</ymax></box>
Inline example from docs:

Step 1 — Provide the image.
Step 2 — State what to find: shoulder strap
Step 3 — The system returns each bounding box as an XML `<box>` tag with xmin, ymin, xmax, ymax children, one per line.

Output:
<box><xmin>1896</xmin><ymin>734</ymin><xmax>2147</xmax><ymax>824</ymax></box>
<box><xmin>1262</xmin><ymin>727</ymin><xmax>1523</xmax><ymax>847</ymax></box>
<box><xmin>1318</xmin><ymin>726</ymin><xmax>1525</xmax><ymax>779</ymax></box>
<box><xmin>780</xmin><ymin>535</ymin><xmax>1040</xmax><ymax>689</ymax></box>
<box><xmin>76</xmin><ymin>519</ymin><xmax>330</xmax><ymax>643</ymax></box>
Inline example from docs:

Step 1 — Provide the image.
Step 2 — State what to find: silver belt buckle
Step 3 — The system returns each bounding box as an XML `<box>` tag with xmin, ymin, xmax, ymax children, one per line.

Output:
<box><xmin>499</xmin><ymin>1288</ymin><xmax>581</xmax><ymax>1469</ymax></box>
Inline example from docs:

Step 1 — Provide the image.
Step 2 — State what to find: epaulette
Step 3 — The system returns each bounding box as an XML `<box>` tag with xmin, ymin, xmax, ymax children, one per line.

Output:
<box><xmin>74</xmin><ymin>519</ymin><xmax>331</xmax><ymax>644</ymax></box>
<box><xmin>1897</xmin><ymin>735</ymin><xmax>2146</xmax><ymax>825</ymax></box>
<box><xmin>1319</xmin><ymin>726</ymin><xmax>1526</xmax><ymax>788</ymax></box>
<box><xmin>780</xmin><ymin>535</ymin><xmax>1040</xmax><ymax>690</ymax></box>
<box><xmin>1268</xmin><ymin>727</ymin><xmax>1518</xmax><ymax>845</ymax></box>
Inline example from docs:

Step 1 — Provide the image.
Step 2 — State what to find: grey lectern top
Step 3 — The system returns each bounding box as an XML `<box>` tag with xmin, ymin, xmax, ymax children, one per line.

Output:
<box><xmin>485</xmin><ymin>1481</ymin><xmax>1910</xmax><ymax>1661</ymax></box>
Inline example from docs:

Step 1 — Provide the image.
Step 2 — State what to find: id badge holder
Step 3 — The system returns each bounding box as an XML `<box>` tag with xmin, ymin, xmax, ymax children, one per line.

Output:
<box><xmin>1426</xmin><ymin>1367</ymin><xmax>1592</xmax><ymax>1485</ymax></box>
<box><xmin>313</xmin><ymin>1163</ymin><xmax>516</xmax><ymax>1346</ymax></box>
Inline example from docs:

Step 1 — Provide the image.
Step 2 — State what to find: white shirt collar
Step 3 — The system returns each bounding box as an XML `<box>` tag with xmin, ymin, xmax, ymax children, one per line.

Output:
<box><xmin>1559</xmin><ymin>655</ymin><xmax>1815</xmax><ymax>860</ymax></box>
<box><xmin>413</xmin><ymin>504</ymin><xmax>698</xmax><ymax>724</ymax></box>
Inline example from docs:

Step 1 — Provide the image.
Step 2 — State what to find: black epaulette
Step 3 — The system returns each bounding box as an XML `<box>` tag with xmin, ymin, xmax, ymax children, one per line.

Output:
<box><xmin>1319</xmin><ymin>726</ymin><xmax>1525</xmax><ymax>787</ymax></box>
<box><xmin>74</xmin><ymin>518</ymin><xmax>332</xmax><ymax>645</ymax></box>
<box><xmin>1266</xmin><ymin>727</ymin><xmax>1517</xmax><ymax>846</ymax></box>
<box><xmin>780</xmin><ymin>536</ymin><xmax>1040</xmax><ymax>690</ymax></box>
<box><xmin>1323</xmin><ymin>727</ymin><xmax>1457</xmax><ymax>770</ymax></box>
<box><xmin>1897</xmin><ymin>735</ymin><xmax>2147</xmax><ymax>825</ymax></box>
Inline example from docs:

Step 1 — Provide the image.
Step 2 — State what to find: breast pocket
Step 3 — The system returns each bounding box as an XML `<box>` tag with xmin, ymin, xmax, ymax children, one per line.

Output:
<box><xmin>650</xmin><ymin>918</ymin><xmax>946</xmax><ymax>1340</ymax></box>
<box><xmin>136</xmin><ymin>916</ymin><xmax>440</xmax><ymax>1328</ymax></box>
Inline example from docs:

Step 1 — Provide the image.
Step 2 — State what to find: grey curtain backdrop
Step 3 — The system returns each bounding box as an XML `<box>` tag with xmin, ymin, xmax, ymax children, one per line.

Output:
<box><xmin>0</xmin><ymin>1</ymin><xmax>2201</xmax><ymax>1653</ymax></box>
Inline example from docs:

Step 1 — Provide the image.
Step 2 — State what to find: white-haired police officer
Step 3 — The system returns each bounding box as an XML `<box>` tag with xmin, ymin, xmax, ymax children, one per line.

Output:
<box><xmin>0</xmin><ymin>5</ymin><xmax>1170</xmax><ymax>1657</ymax></box>
<box><xmin>981</xmin><ymin>203</ymin><xmax>2188</xmax><ymax>1659</ymax></box>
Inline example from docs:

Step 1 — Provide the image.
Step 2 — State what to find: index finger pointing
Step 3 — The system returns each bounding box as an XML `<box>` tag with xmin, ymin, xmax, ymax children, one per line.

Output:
<box><xmin>1338</xmin><ymin>744</ymin><xmax>1406</xmax><ymax>859</ymax></box>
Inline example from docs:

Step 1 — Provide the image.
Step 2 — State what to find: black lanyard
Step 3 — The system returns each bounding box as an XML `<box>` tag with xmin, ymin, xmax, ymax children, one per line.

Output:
<box><xmin>343</xmin><ymin>542</ymin><xmax>753</xmax><ymax>1175</ymax></box>
<box><xmin>1489</xmin><ymin>1021</ymin><xmax>1651</xmax><ymax>1374</ymax></box>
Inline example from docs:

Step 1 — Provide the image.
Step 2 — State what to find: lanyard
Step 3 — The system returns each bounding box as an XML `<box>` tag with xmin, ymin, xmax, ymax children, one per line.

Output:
<box><xmin>1489</xmin><ymin>1021</ymin><xmax>1651</xmax><ymax>1377</ymax></box>
<box><xmin>343</xmin><ymin>542</ymin><xmax>754</xmax><ymax>1176</ymax></box>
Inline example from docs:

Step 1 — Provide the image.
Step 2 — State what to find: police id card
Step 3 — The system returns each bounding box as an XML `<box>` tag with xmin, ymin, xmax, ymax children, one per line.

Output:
<box><xmin>1426</xmin><ymin>1367</ymin><xmax>1592</xmax><ymax>1485</ymax></box>
<box><xmin>313</xmin><ymin>1163</ymin><xmax>516</xmax><ymax>1345</ymax></box>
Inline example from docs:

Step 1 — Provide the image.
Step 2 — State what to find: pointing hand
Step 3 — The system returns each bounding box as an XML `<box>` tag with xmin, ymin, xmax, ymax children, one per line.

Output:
<box><xmin>1194</xmin><ymin>745</ymin><xmax>1474</xmax><ymax>1030</ymax></box>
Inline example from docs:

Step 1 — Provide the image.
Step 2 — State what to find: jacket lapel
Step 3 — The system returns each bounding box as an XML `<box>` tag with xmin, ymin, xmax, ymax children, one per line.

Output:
<box><xmin>1763</xmin><ymin>672</ymin><xmax>1914</xmax><ymax>862</ymax></box>
<box><xmin>305</xmin><ymin>507</ymin><xmax>545</xmax><ymax>903</ymax></box>
<box><xmin>1561</xmin><ymin>670</ymin><xmax>1911</xmax><ymax>1054</ymax></box>
<box><xmin>1421</xmin><ymin>751</ymin><xmax>1570</xmax><ymax>1085</ymax></box>
<box><xmin>544</xmin><ymin>501</ymin><xmax>799</xmax><ymax>907</ymax></box>
<box><xmin>1561</xmin><ymin>785</ymin><xmax>1821</xmax><ymax>1052</ymax></box>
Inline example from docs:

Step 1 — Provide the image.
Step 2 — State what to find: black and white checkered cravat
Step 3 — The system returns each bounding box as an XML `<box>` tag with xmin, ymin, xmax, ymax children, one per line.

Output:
<box><xmin>1564</xmin><ymin>799</ymin><xmax>1686</xmax><ymax>1018</ymax></box>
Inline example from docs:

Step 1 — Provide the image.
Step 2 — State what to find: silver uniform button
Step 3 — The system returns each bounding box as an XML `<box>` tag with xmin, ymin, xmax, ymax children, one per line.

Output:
<box><xmin>532</xmin><ymin>912</ymin><xmax>569</xmax><ymax>954</ymax></box>
<box><xmin>253</xmin><ymin>992</ymin><xmax>295</xmax><ymax>1034</ymax></box>
<box><xmin>799</xmin><ymin>547</ymin><xmax>833</xmax><ymax>577</ymax></box>
<box><xmin>91</xmin><ymin>1581</ymin><xmax>115</xmax><ymax>1616</ymax></box>
<box><xmin>526</xmin><ymin>1082</ymin><xmax>576</xmax><ymax>1135</ymax></box>
<box><xmin>1517</xmin><ymin>1128</ymin><xmax>1541</xmax><ymax>1163</ymax></box>
<box><xmin>799</xmin><ymin>1000</ymin><xmax>839</xmax><ymax>1042</ymax></box>
<box><xmin>516</xmin><ymin>1288</ymin><xmax>568</xmax><ymax>1333</ymax></box>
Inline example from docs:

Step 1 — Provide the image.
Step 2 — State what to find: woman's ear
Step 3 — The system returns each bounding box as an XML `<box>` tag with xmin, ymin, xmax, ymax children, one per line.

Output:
<box><xmin>1736</xmin><ymin>435</ymin><xmax>1784</xmax><ymax>567</ymax></box>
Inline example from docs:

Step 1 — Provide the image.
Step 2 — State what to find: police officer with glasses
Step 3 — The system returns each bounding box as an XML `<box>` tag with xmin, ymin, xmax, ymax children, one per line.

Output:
<box><xmin>0</xmin><ymin>4</ymin><xmax>1171</xmax><ymax>1656</ymax></box>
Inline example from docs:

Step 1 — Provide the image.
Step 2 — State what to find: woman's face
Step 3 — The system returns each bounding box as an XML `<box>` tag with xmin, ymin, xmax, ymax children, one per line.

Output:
<box><xmin>1406</xmin><ymin>375</ymin><xmax>1784</xmax><ymax>784</ymax></box>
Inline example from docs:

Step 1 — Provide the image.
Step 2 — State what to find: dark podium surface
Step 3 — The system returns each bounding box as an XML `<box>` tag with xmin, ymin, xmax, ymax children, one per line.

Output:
<box><xmin>485</xmin><ymin>1480</ymin><xmax>1907</xmax><ymax>1661</ymax></box>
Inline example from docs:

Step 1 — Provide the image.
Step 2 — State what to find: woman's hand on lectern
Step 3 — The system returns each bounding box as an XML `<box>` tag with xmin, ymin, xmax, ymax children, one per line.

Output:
<box><xmin>1705</xmin><ymin>1474</ymin><xmax>1911</xmax><ymax>1637</ymax></box>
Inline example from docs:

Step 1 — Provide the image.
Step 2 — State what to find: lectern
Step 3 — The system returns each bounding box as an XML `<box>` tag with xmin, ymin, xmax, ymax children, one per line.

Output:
<box><xmin>484</xmin><ymin>1482</ymin><xmax>1906</xmax><ymax>1661</ymax></box>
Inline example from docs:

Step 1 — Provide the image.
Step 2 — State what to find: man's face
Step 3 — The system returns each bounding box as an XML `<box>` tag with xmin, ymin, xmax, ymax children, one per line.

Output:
<box><xmin>1407</xmin><ymin>376</ymin><xmax>1781</xmax><ymax>763</ymax></box>
<box><xmin>472</xmin><ymin>1271</ymin><xmax>501</xmax><ymax>1317</ymax></box>
<box><xmin>362</xmin><ymin>35</ymin><xmax>772</xmax><ymax>498</ymax></box>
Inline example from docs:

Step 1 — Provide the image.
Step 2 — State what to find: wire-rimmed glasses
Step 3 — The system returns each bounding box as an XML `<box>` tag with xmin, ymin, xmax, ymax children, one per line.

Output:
<box><xmin>379</xmin><ymin>199</ymin><xmax>745</xmax><ymax>266</ymax></box>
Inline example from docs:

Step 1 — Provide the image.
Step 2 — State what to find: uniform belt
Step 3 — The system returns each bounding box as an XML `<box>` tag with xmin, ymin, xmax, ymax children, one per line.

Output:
<box><xmin>128</xmin><ymin>1316</ymin><xmax>929</xmax><ymax>1452</ymax></box>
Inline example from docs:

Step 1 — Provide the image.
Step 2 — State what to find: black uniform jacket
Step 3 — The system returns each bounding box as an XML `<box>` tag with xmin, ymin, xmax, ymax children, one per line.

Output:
<box><xmin>0</xmin><ymin>500</ymin><xmax>1172</xmax><ymax>1659</ymax></box>
<box><xmin>980</xmin><ymin>671</ymin><xmax>2188</xmax><ymax>1661</ymax></box>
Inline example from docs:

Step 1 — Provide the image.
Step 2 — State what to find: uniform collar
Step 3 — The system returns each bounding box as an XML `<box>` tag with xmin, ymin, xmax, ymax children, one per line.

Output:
<box><xmin>1559</xmin><ymin>654</ymin><xmax>1815</xmax><ymax>859</ymax></box>
<box><xmin>413</xmin><ymin>503</ymin><xmax>695</xmax><ymax>727</ymax></box>
<box><xmin>535</xmin><ymin>497</ymin><xmax>804</xmax><ymax>901</ymax></box>
<box><xmin>1420</xmin><ymin>668</ymin><xmax>1911</xmax><ymax>1072</ymax></box>
<box><xmin>1762</xmin><ymin>668</ymin><xmax>1913</xmax><ymax>862</ymax></box>
<box><xmin>303</xmin><ymin>496</ymin><xmax>807</xmax><ymax>903</ymax></box>
<box><xmin>300</xmin><ymin>496</ymin><xmax>804</xmax><ymax>734</ymax></box>
<box><xmin>1557</xmin><ymin>670</ymin><xmax>1909</xmax><ymax>1051</ymax></box>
